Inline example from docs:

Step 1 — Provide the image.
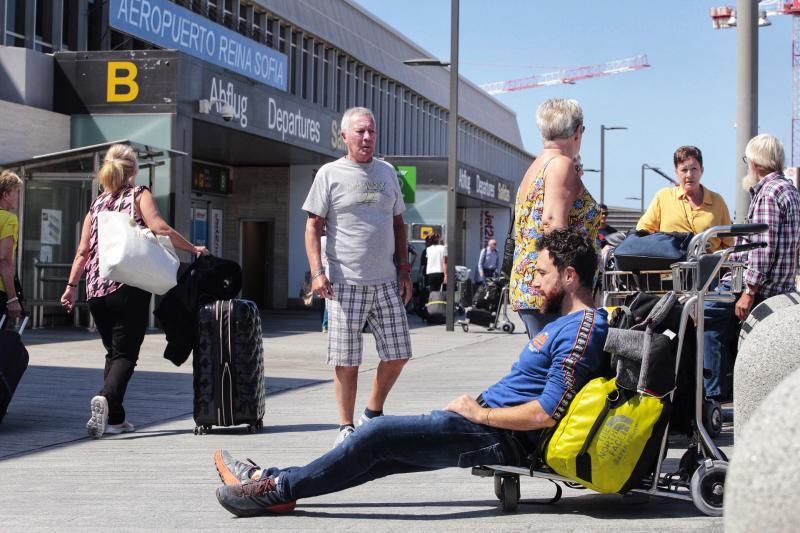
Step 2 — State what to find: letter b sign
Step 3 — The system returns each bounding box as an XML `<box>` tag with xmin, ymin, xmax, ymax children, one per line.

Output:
<box><xmin>107</xmin><ymin>61</ymin><xmax>139</xmax><ymax>103</ymax></box>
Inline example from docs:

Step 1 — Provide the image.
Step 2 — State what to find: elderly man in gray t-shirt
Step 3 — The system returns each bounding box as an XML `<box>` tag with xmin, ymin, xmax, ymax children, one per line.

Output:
<box><xmin>303</xmin><ymin>106</ymin><xmax>413</xmax><ymax>447</ymax></box>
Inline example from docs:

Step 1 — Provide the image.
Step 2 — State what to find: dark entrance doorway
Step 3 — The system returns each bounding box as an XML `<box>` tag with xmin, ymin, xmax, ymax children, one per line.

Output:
<box><xmin>241</xmin><ymin>220</ymin><xmax>273</xmax><ymax>308</ymax></box>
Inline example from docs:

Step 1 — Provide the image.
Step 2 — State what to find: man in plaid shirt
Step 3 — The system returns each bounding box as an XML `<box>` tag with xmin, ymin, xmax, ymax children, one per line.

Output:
<box><xmin>703</xmin><ymin>133</ymin><xmax>800</xmax><ymax>401</ymax></box>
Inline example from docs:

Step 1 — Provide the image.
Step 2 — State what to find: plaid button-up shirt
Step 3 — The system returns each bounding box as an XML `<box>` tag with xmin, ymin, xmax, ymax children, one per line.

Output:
<box><xmin>733</xmin><ymin>172</ymin><xmax>800</xmax><ymax>297</ymax></box>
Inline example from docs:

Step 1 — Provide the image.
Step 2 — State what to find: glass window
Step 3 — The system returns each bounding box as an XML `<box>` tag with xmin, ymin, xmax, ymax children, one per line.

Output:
<box><xmin>6</xmin><ymin>0</ymin><xmax>25</xmax><ymax>39</ymax></box>
<box><xmin>35</xmin><ymin>0</ymin><xmax>54</xmax><ymax>52</ymax></box>
<box><xmin>301</xmin><ymin>35</ymin><xmax>310</xmax><ymax>100</ymax></box>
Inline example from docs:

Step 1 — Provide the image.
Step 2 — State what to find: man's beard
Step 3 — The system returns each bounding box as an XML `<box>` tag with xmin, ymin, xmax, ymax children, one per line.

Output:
<box><xmin>542</xmin><ymin>287</ymin><xmax>565</xmax><ymax>315</ymax></box>
<box><xmin>742</xmin><ymin>171</ymin><xmax>758</xmax><ymax>191</ymax></box>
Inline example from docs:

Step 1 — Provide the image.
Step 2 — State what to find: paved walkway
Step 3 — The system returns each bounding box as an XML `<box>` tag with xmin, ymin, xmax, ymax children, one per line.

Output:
<box><xmin>0</xmin><ymin>310</ymin><xmax>730</xmax><ymax>531</ymax></box>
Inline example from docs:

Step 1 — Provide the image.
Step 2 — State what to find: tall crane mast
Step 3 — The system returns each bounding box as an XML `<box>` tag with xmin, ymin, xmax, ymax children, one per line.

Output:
<box><xmin>711</xmin><ymin>1</ymin><xmax>800</xmax><ymax>166</ymax></box>
<box><xmin>479</xmin><ymin>55</ymin><xmax>651</xmax><ymax>95</ymax></box>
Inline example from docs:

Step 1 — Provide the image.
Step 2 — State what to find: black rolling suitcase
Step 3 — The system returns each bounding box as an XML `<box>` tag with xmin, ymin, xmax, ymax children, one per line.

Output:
<box><xmin>193</xmin><ymin>299</ymin><xmax>265</xmax><ymax>434</ymax></box>
<box><xmin>0</xmin><ymin>314</ymin><xmax>29</xmax><ymax>425</ymax></box>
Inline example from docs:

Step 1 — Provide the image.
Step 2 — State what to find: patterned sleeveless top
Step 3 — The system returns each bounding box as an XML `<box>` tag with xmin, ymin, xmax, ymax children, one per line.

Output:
<box><xmin>85</xmin><ymin>186</ymin><xmax>148</xmax><ymax>300</ymax></box>
<box><xmin>509</xmin><ymin>160</ymin><xmax>601</xmax><ymax>311</ymax></box>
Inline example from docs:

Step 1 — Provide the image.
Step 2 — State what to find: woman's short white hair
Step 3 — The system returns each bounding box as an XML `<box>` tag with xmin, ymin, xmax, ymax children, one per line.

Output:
<box><xmin>341</xmin><ymin>107</ymin><xmax>376</xmax><ymax>132</ymax></box>
<box><xmin>536</xmin><ymin>99</ymin><xmax>583</xmax><ymax>141</ymax></box>
<box><xmin>745</xmin><ymin>133</ymin><xmax>785</xmax><ymax>173</ymax></box>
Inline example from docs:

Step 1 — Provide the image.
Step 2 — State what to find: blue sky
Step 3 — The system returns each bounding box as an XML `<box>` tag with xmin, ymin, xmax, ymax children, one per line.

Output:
<box><xmin>354</xmin><ymin>0</ymin><xmax>794</xmax><ymax>219</ymax></box>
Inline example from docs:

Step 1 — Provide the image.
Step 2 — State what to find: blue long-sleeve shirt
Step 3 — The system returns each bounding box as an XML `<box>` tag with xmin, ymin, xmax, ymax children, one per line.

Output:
<box><xmin>481</xmin><ymin>308</ymin><xmax>608</xmax><ymax>421</ymax></box>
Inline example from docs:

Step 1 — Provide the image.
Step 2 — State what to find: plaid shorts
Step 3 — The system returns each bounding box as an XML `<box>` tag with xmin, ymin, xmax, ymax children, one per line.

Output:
<box><xmin>326</xmin><ymin>281</ymin><xmax>412</xmax><ymax>366</ymax></box>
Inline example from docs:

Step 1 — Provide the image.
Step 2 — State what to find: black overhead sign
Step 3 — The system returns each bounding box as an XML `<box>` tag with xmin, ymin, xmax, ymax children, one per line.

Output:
<box><xmin>53</xmin><ymin>50</ymin><xmax>346</xmax><ymax>159</ymax></box>
<box><xmin>456</xmin><ymin>166</ymin><xmax>515</xmax><ymax>206</ymax></box>
<box><xmin>54</xmin><ymin>50</ymin><xmax>178</xmax><ymax>114</ymax></box>
<box><xmin>188</xmin><ymin>65</ymin><xmax>344</xmax><ymax>158</ymax></box>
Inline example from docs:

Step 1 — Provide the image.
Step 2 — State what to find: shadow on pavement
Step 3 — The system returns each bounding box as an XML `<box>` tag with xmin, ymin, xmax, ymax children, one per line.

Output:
<box><xmin>0</xmin><ymin>365</ymin><xmax>329</xmax><ymax>460</ymax></box>
<box><xmin>289</xmin><ymin>491</ymin><xmax>704</xmax><ymax>520</ymax></box>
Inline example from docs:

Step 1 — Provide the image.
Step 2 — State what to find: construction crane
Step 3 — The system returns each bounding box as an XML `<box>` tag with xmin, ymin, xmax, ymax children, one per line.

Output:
<box><xmin>710</xmin><ymin>1</ymin><xmax>800</xmax><ymax>166</ymax></box>
<box><xmin>479</xmin><ymin>55</ymin><xmax>650</xmax><ymax>95</ymax></box>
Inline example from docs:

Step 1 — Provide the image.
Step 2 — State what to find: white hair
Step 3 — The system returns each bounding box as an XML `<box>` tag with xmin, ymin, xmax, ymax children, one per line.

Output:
<box><xmin>341</xmin><ymin>107</ymin><xmax>376</xmax><ymax>132</ymax></box>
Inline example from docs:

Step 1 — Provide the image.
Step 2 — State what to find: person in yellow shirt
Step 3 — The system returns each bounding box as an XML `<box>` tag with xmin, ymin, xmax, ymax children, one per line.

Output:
<box><xmin>637</xmin><ymin>146</ymin><xmax>734</xmax><ymax>252</ymax></box>
<box><xmin>0</xmin><ymin>170</ymin><xmax>23</xmax><ymax>323</ymax></box>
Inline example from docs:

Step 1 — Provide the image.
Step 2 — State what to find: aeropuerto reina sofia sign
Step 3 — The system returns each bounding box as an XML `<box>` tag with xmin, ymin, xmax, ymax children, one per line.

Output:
<box><xmin>109</xmin><ymin>0</ymin><xmax>288</xmax><ymax>91</ymax></box>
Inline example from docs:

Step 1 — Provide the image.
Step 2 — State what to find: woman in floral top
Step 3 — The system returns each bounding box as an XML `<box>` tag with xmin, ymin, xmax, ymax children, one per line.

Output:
<box><xmin>509</xmin><ymin>99</ymin><xmax>601</xmax><ymax>338</ymax></box>
<box><xmin>60</xmin><ymin>144</ymin><xmax>208</xmax><ymax>439</ymax></box>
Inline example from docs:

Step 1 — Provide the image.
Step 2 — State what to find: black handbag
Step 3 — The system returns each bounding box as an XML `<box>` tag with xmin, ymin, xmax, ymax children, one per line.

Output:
<box><xmin>614</xmin><ymin>230</ymin><xmax>693</xmax><ymax>271</ymax></box>
<box><xmin>501</xmin><ymin>207</ymin><xmax>515</xmax><ymax>277</ymax></box>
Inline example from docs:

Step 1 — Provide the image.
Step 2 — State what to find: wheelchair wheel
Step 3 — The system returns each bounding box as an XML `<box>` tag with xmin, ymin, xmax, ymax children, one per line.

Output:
<box><xmin>703</xmin><ymin>399</ymin><xmax>723</xmax><ymax>438</ymax></box>
<box><xmin>498</xmin><ymin>475</ymin><xmax>520</xmax><ymax>512</ymax></box>
<box><xmin>690</xmin><ymin>459</ymin><xmax>727</xmax><ymax>517</ymax></box>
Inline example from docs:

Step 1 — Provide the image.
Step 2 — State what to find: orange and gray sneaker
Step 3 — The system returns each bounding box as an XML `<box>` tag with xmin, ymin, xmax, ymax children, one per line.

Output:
<box><xmin>214</xmin><ymin>449</ymin><xmax>264</xmax><ymax>485</ymax></box>
<box><xmin>216</xmin><ymin>477</ymin><xmax>297</xmax><ymax>517</ymax></box>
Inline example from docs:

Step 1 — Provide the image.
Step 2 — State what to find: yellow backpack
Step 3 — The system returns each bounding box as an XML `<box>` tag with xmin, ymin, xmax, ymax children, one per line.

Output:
<box><xmin>544</xmin><ymin>376</ymin><xmax>670</xmax><ymax>493</ymax></box>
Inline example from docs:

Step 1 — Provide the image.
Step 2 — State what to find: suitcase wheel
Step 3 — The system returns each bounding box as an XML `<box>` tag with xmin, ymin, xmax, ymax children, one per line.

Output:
<box><xmin>194</xmin><ymin>425</ymin><xmax>211</xmax><ymax>435</ymax></box>
<box><xmin>247</xmin><ymin>419</ymin><xmax>264</xmax><ymax>434</ymax></box>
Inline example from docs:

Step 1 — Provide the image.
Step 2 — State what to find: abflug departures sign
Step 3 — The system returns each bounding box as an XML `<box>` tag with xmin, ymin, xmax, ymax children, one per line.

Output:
<box><xmin>109</xmin><ymin>0</ymin><xmax>287</xmax><ymax>91</ymax></box>
<box><xmin>457</xmin><ymin>166</ymin><xmax>514</xmax><ymax>206</ymax></box>
<box><xmin>197</xmin><ymin>70</ymin><xmax>344</xmax><ymax>158</ymax></box>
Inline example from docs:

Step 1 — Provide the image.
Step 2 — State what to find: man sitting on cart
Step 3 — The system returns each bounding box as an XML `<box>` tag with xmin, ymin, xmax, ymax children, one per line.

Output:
<box><xmin>212</xmin><ymin>228</ymin><xmax>609</xmax><ymax>517</ymax></box>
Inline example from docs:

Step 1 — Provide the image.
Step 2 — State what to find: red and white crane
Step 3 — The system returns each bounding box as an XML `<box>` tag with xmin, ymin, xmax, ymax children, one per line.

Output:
<box><xmin>479</xmin><ymin>55</ymin><xmax>651</xmax><ymax>95</ymax></box>
<box><xmin>711</xmin><ymin>1</ymin><xmax>800</xmax><ymax>166</ymax></box>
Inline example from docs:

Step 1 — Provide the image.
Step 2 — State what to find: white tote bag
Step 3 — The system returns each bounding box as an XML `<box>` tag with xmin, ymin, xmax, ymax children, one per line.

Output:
<box><xmin>97</xmin><ymin>188</ymin><xmax>179</xmax><ymax>295</ymax></box>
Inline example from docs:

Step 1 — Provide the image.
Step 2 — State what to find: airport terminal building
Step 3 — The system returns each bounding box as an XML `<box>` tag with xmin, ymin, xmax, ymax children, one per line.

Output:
<box><xmin>0</xmin><ymin>0</ymin><xmax>533</xmax><ymax>321</ymax></box>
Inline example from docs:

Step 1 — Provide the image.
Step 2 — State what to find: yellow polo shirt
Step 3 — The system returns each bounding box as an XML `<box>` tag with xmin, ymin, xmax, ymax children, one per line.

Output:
<box><xmin>636</xmin><ymin>185</ymin><xmax>734</xmax><ymax>252</ymax></box>
<box><xmin>0</xmin><ymin>209</ymin><xmax>19</xmax><ymax>293</ymax></box>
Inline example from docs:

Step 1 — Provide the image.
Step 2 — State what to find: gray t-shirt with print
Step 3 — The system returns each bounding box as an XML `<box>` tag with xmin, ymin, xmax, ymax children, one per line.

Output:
<box><xmin>302</xmin><ymin>157</ymin><xmax>405</xmax><ymax>285</ymax></box>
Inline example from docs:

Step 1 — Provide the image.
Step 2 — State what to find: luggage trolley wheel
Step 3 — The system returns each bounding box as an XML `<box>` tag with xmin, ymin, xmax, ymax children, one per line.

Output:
<box><xmin>494</xmin><ymin>474</ymin><xmax>520</xmax><ymax>512</ymax></box>
<box><xmin>690</xmin><ymin>459</ymin><xmax>728</xmax><ymax>517</ymax></box>
<box><xmin>703</xmin><ymin>399</ymin><xmax>723</xmax><ymax>438</ymax></box>
<box><xmin>501</xmin><ymin>322</ymin><xmax>515</xmax><ymax>334</ymax></box>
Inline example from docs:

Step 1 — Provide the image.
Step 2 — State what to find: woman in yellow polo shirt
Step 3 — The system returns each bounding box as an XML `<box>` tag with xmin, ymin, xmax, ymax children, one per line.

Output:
<box><xmin>0</xmin><ymin>170</ymin><xmax>23</xmax><ymax>323</ymax></box>
<box><xmin>637</xmin><ymin>146</ymin><xmax>734</xmax><ymax>252</ymax></box>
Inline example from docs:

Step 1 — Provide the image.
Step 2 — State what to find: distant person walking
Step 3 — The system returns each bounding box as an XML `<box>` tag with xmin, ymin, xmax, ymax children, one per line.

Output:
<box><xmin>476</xmin><ymin>239</ymin><xmax>500</xmax><ymax>283</ymax></box>
<box><xmin>60</xmin><ymin>144</ymin><xmax>207</xmax><ymax>439</ymax></box>
<box><xmin>303</xmin><ymin>107</ymin><xmax>413</xmax><ymax>448</ymax></box>
<box><xmin>509</xmin><ymin>98</ymin><xmax>601</xmax><ymax>339</ymax></box>
<box><xmin>0</xmin><ymin>170</ymin><xmax>23</xmax><ymax>324</ymax></box>
<box><xmin>424</xmin><ymin>233</ymin><xmax>447</xmax><ymax>291</ymax></box>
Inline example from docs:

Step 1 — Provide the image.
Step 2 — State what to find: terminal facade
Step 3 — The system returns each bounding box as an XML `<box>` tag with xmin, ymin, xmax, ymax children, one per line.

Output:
<box><xmin>0</xmin><ymin>0</ymin><xmax>533</xmax><ymax>318</ymax></box>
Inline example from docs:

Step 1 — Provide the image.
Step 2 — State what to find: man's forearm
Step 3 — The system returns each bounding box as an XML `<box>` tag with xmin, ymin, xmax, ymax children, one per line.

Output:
<box><xmin>482</xmin><ymin>401</ymin><xmax>556</xmax><ymax>432</ymax></box>
<box><xmin>304</xmin><ymin>222</ymin><xmax>324</xmax><ymax>273</ymax></box>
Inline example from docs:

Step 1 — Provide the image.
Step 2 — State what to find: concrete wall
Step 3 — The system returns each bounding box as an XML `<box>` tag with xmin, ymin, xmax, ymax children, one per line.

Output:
<box><xmin>0</xmin><ymin>47</ymin><xmax>54</xmax><ymax>110</ymax></box>
<box><xmin>225</xmin><ymin>166</ymin><xmax>291</xmax><ymax>309</ymax></box>
<box><xmin>288</xmin><ymin>164</ymin><xmax>318</xmax><ymax>305</ymax></box>
<box><xmin>0</xmin><ymin>100</ymin><xmax>69</xmax><ymax>165</ymax></box>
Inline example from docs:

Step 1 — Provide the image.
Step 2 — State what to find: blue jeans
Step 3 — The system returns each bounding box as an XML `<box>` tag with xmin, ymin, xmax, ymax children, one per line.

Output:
<box><xmin>517</xmin><ymin>309</ymin><xmax>558</xmax><ymax>339</ymax></box>
<box><xmin>271</xmin><ymin>411</ymin><xmax>528</xmax><ymax>501</ymax></box>
<box><xmin>702</xmin><ymin>280</ymin><xmax>764</xmax><ymax>399</ymax></box>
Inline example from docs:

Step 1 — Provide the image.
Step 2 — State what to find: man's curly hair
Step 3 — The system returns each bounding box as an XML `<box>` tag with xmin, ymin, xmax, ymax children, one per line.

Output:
<box><xmin>536</xmin><ymin>229</ymin><xmax>597</xmax><ymax>290</ymax></box>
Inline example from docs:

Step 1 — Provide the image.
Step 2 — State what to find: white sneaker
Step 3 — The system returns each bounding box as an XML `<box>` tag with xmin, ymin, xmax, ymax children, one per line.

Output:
<box><xmin>333</xmin><ymin>426</ymin><xmax>355</xmax><ymax>448</ymax></box>
<box><xmin>357</xmin><ymin>412</ymin><xmax>383</xmax><ymax>427</ymax></box>
<box><xmin>86</xmin><ymin>396</ymin><xmax>108</xmax><ymax>439</ymax></box>
<box><xmin>106</xmin><ymin>420</ymin><xmax>136</xmax><ymax>434</ymax></box>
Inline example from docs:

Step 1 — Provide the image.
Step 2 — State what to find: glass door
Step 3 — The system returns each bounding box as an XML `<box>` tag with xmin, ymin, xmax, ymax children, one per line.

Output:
<box><xmin>21</xmin><ymin>176</ymin><xmax>96</xmax><ymax>325</ymax></box>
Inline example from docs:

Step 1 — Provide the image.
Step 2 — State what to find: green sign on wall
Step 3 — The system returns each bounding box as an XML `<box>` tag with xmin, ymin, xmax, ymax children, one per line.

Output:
<box><xmin>396</xmin><ymin>166</ymin><xmax>417</xmax><ymax>204</ymax></box>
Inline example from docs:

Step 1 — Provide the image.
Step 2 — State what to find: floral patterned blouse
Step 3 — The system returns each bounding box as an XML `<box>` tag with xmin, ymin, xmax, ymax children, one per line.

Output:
<box><xmin>509</xmin><ymin>160</ymin><xmax>601</xmax><ymax>311</ymax></box>
<box><xmin>85</xmin><ymin>186</ymin><xmax>148</xmax><ymax>300</ymax></box>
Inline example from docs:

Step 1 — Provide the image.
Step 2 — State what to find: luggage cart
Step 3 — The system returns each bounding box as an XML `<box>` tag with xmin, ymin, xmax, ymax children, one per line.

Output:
<box><xmin>472</xmin><ymin>224</ymin><xmax>768</xmax><ymax>517</ymax></box>
<box><xmin>457</xmin><ymin>277</ymin><xmax>515</xmax><ymax>334</ymax></box>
